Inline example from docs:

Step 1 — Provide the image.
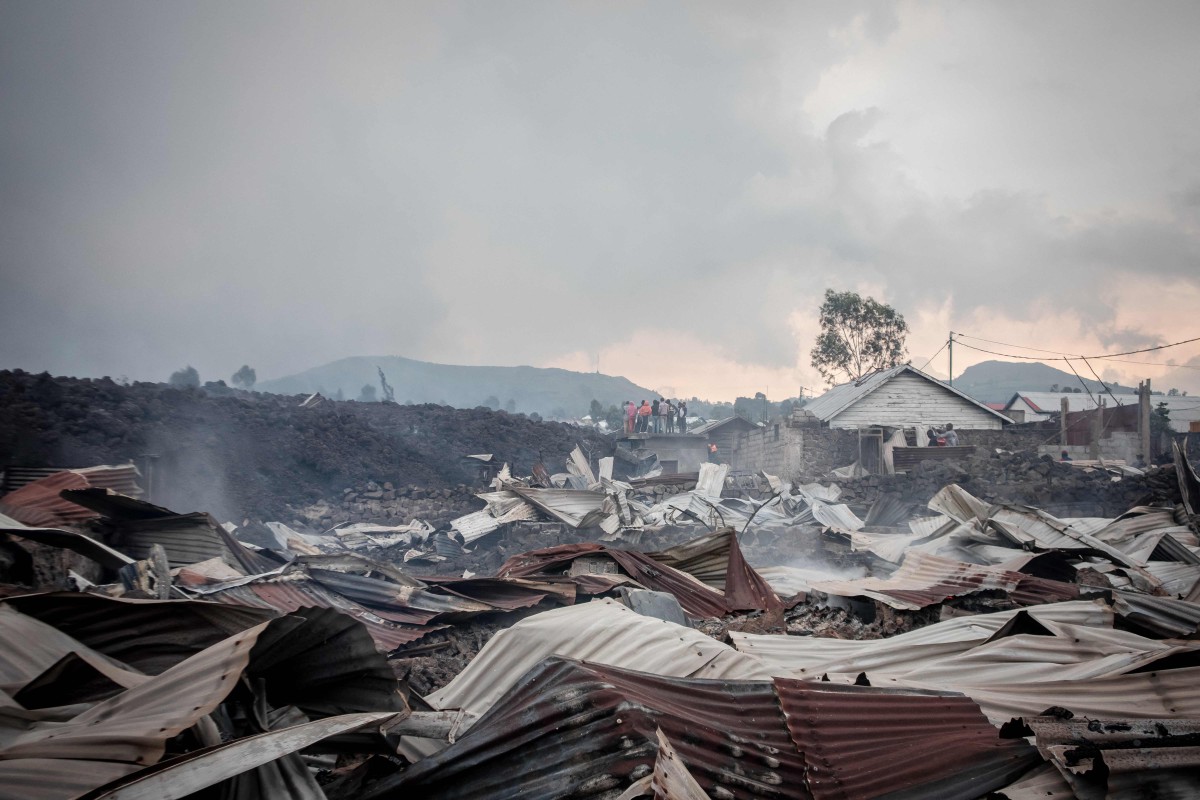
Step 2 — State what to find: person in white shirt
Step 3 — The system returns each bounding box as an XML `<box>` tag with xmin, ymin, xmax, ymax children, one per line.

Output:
<box><xmin>942</xmin><ymin>423</ymin><xmax>959</xmax><ymax>446</ymax></box>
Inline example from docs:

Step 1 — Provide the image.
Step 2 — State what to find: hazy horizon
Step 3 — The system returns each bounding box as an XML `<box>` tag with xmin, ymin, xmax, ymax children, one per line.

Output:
<box><xmin>3</xmin><ymin>1</ymin><xmax>1198</xmax><ymax>397</ymax></box>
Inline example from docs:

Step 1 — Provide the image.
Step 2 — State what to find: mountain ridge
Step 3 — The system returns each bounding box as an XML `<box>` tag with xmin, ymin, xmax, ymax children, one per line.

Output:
<box><xmin>951</xmin><ymin>360</ymin><xmax>1139</xmax><ymax>404</ymax></box>
<box><xmin>257</xmin><ymin>355</ymin><xmax>658</xmax><ymax>416</ymax></box>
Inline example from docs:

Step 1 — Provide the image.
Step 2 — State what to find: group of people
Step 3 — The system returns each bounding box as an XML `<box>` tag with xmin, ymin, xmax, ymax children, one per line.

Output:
<box><xmin>925</xmin><ymin>423</ymin><xmax>959</xmax><ymax>447</ymax></box>
<box><xmin>624</xmin><ymin>398</ymin><xmax>688</xmax><ymax>434</ymax></box>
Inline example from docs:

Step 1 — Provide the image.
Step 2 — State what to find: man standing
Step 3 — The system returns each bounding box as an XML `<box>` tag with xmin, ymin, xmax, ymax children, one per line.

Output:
<box><xmin>942</xmin><ymin>423</ymin><xmax>959</xmax><ymax>446</ymax></box>
<box><xmin>666</xmin><ymin>400</ymin><xmax>676</xmax><ymax>433</ymax></box>
<box><xmin>708</xmin><ymin>442</ymin><xmax>719</xmax><ymax>462</ymax></box>
<box><xmin>651</xmin><ymin>398</ymin><xmax>661</xmax><ymax>433</ymax></box>
<box><xmin>678</xmin><ymin>401</ymin><xmax>687</xmax><ymax>433</ymax></box>
<box><xmin>637</xmin><ymin>400</ymin><xmax>652</xmax><ymax>433</ymax></box>
<box><xmin>624</xmin><ymin>400</ymin><xmax>635</xmax><ymax>434</ymax></box>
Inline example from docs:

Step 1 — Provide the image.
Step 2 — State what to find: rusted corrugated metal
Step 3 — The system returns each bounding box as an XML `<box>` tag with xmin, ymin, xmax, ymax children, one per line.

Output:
<box><xmin>376</xmin><ymin>657</ymin><xmax>808</xmax><ymax>800</ymax></box>
<box><xmin>775</xmin><ymin>679</ymin><xmax>1039</xmax><ymax>800</ymax></box>
<box><xmin>648</xmin><ymin>528</ymin><xmax>782</xmax><ymax>612</ymax></box>
<box><xmin>500</xmin><ymin>542</ymin><xmax>761</xmax><ymax>618</ymax></box>
<box><xmin>810</xmin><ymin>552</ymin><xmax>1026</xmax><ymax>611</ymax></box>
<box><xmin>205</xmin><ymin>580</ymin><xmax>440</xmax><ymax>650</ymax></box>
<box><xmin>1005</xmin><ymin>715</ymin><xmax>1200</xmax><ymax>798</ymax></box>
<box><xmin>0</xmin><ymin>471</ymin><xmax>92</xmax><ymax>526</ymax></box>
<box><xmin>0</xmin><ymin>465</ymin><xmax>142</xmax><ymax>528</ymax></box>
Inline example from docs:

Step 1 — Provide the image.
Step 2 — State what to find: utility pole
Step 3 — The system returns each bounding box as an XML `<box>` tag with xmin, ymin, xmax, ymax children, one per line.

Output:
<box><xmin>948</xmin><ymin>331</ymin><xmax>954</xmax><ymax>387</ymax></box>
<box><xmin>1139</xmin><ymin>379</ymin><xmax>1152</xmax><ymax>461</ymax></box>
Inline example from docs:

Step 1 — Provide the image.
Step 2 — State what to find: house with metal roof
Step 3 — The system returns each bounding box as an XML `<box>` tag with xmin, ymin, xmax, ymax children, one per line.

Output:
<box><xmin>805</xmin><ymin>363</ymin><xmax>1011</xmax><ymax>430</ymax></box>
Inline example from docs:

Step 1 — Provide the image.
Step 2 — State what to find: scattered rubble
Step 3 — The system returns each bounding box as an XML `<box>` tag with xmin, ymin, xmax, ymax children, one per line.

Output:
<box><xmin>3</xmin><ymin>403</ymin><xmax>1200</xmax><ymax>797</ymax></box>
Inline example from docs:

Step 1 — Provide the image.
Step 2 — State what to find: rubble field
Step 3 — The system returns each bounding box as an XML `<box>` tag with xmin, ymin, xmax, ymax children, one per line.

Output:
<box><xmin>2</xmin><ymin>389</ymin><xmax>1200</xmax><ymax>798</ymax></box>
<box><xmin>0</xmin><ymin>369</ymin><xmax>605</xmax><ymax>519</ymax></box>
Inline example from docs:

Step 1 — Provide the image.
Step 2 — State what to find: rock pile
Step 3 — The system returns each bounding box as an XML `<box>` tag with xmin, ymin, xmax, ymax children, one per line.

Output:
<box><xmin>836</xmin><ymin>449</ymin><xmax>1182</xmax><ymax>517</ymax></box>
<box><xmin>0</xmin><ymin>370</ymin><xmax>605</xmax><ymax>521</ymax></box>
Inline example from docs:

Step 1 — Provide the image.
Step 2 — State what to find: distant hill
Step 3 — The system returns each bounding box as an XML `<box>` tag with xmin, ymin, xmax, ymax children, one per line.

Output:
<box><xmin>257</xmin><ymin>356</ymin><xmax>658</xmax><ymax>417</ymax></box>
<box><xmin>952</xmin><ymin>360</ymin><xmax>1139</xmax><ymax>404</ymax></box>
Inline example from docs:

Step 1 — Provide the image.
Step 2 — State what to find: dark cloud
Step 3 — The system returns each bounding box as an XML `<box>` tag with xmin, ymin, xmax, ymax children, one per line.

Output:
<box><xmin>1</xmin><ymin>1</ymin><xmax>1197</xmax><ymax>391</ymax></box>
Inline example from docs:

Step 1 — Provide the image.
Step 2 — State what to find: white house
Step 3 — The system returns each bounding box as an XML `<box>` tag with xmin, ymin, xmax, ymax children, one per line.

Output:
<box><xmin>806</xmin><ymin>364</ymin><xmax>1010</xmax><ymax>430</ymax></box>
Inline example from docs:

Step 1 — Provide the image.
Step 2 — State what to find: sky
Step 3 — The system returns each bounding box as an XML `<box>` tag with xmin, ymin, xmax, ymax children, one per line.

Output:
<box><xmin>2</xmin><ymin>0</ymin><xmax>1199</xmax><ymax>400</ymax></box>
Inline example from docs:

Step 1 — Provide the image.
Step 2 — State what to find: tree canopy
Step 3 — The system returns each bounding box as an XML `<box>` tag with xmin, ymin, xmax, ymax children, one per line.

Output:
<box><xmin>810</xmin><ymin>290</ymin><xmax>908</xmax><ymax>384</ymax></box>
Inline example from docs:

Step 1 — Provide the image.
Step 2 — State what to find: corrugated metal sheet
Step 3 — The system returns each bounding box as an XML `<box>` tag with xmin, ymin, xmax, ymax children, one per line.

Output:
<box><xmin>0</xmin><ymin>471</ymin><xmax>92</xmax><ymax>526</ymax></box>
<box><xmin>809</xmin><ymin>551</ymin><xmax>1026</xmax><ymax>610</ymax></box>
<box><xmin>730</xmin><ymin>600</ymin><xmax>1114</xmax><ymax>677</ymax></box>
<box><xmin>417</xmin><ymin>600</ymin><xmax>770</xmax><ymax>739</ymax></box>
<box><xmin>1112</xmin><ymin>592</ymin><xmax>1200</xmax><ymax>638</ymax></box>
<box><xmin>499</xmin><ymin>542</ymin><xmax>742</xmax><ymax>619</ymax></box>
<box><xmin>509</xmin><ymin>487</ymin><xmax>607</xmax><ymax>527</ymax></box>
<box><xmin>0</xmin><ymin>621</ymin><xmax>267</xmax><ymax>796</ymax></box>
<box><xmin>89</xmin><ymin>712</ymin><xmax>402</xmax><ymax>800</ymax></box>
<box><xmin>0</xmin><ymin>465</ymin><xmax>142</xmax><ymax>527</ymax></box>
<box><xmin>3</xmin><ymin>591</ymin><xmax>276</xmax><ymax>675</ymax></box>
<box><xmin>648</xmin><ymin>528</ymin><xmax>783</xmax><ymax>612</ymax></box>
<box><xmin>988</xmin><ymin>505</ymin><xmax>1142</xmax><ymax>569</ymax></box>
<box><xmin>775</xmin><ymin>679</ymin><xmax>1039</xmax><ymax>800</ymax></box>
<box><xmin>892</xmin><ymin>664</ymin><xmax>1200</xmax><ymax>725</ymax></box>
<box><xmin>380</xmin><ymin>657</ymin><xmax>807</xmax><ymax>800</ymax></box>
<box><xmin>1009</xmin><ymin>715</ymin><xmax>1200</xmax><ymax>799</ymax></box>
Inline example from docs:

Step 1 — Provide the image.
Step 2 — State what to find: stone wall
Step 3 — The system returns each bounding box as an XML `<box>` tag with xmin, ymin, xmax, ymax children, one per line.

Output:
<box><xmin>833</xmin><ymin>450</ymin><xmax>1183</xmax><ymax>518</ymax></box>
<box><xmin>961</xmin><ymin>428</ymin><xmax>1053</xmax><ymax>453</ymax></box>
<box><xmin>731</xmin><ymin>424</ymin><xmax>1054</xmax><ymax>482</ymax></box>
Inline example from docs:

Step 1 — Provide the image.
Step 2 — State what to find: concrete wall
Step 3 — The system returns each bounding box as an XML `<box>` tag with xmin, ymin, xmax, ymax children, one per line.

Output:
<box><xmin>1040</xmin><ymin>431</ymin><xmax>1141</xmax><ymax>463</ymax></box>
<box><xmin>620</xmin><ymin>435</ymin><xmax>709</xmax><ymax>473</ymax></box>
<box><xmin>730</xmin><ymin>425</ymin><xmax>860</xmax><ymax>479</ymax></box>
<box><xmin>829</xmin><ymin>372</ymin><xmax>1004</xmax><ymax>430</ymax></box>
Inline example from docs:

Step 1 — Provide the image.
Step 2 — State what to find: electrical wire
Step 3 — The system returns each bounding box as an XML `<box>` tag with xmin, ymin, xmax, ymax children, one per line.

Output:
<box><xmin>955</xmin><ymin>331</ymin><xmax>1200</xmax><ymax>362</ymax></box>
<box><xmin>918</xmin><ymin>338</ymin><xmax>950</xmax><ymax>373</ymax></box>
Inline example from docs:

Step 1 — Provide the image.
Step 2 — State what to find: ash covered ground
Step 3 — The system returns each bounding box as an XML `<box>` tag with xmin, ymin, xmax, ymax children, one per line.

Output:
<box><xmin>0</xmin><ymin>370</ymin><xmax>605</xmax><ymax>519</ymax></box>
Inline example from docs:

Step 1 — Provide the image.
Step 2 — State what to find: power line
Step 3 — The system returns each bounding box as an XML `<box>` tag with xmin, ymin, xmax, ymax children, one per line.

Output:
<box><xmin>953</xmin><ymin>332</ymin><xmax>1200</xmax><ymax>365</ymax></box>
<box><xmin>953</xmin><ymin>340</ymin><xmax>1200</xmax><ymax>374</ymax></box>
<box><xmin>918</xmin><ymin>339</ymin><xmax>950</xmax><ymax>373</ymax></box>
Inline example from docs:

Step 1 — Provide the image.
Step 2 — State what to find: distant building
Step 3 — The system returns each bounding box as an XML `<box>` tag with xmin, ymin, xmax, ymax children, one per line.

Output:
<box><xmin>1004</xmin><ymin>390</ymin><xmax>1200</xmax><ymax>432</ymax></box>
<box><xmin>615</xmin><ymin>415</ymin><xmax>759</xmax><ymax>474</ymax></box>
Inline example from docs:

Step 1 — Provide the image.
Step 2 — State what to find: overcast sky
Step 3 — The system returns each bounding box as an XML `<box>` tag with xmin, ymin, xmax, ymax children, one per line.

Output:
<box><xmin>3</xmin><ymin>1</ymin><xmax>1198</xmax><ymax>399</ymax></box>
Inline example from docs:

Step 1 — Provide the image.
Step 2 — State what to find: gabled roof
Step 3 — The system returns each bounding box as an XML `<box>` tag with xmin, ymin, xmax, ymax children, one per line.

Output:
<box><xmin>805</xmin><ymin>363</ymin><xmax>1011</xmax><ymax>423</ymax></box>
<box><xmin>1004</xmin><ymin>392</ymin><xmax>1108</xmax><ymax>414</ymax></box>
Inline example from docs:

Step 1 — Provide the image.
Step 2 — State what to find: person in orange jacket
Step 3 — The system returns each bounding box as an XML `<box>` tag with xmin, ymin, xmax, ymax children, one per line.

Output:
<box><xmin>636</xmin><ymin>399</ymin><xmax>652</xmax><ymax>433</ymax></box>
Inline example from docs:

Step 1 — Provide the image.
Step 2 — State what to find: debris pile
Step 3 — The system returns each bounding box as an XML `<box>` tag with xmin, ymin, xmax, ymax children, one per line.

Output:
<box><xmin>3</xmin><ymin>426</ymin><xmax>1200</xmax><ymax>796</ymax></box>
<box><xmin>834</xmin><ymin>447</ymin><xmax>1181</xmax><ymax>516</ymax></box>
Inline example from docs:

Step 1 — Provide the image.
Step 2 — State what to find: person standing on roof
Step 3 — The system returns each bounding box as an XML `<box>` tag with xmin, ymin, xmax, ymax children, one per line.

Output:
<box><xmin>666</xmin><ymin>400</ymin><xmax>676</xmax><ymax>433</ymax></box>
<box><xmin>651</xmin><ymin>398</ymin><xmax>661</xmax><ymax>433</ymax></box>
<box><xmin>637</xmin><ymin>399</ymin><xmax>652</xmax><ymax>433</ymax></box>
<box><xmin>942</xmin><ymin>423</ymin><xmax>958</xmax><ymax>446</ymax></box>
<box><xmin>678</xmin><ymin>401</ymin><xmax>688</xmax><ymax>433</ymax></box>
<box><xmin>624</xmin><ymin>400</ymin><xmax>636</xmax><ymax>434</ymax></box>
